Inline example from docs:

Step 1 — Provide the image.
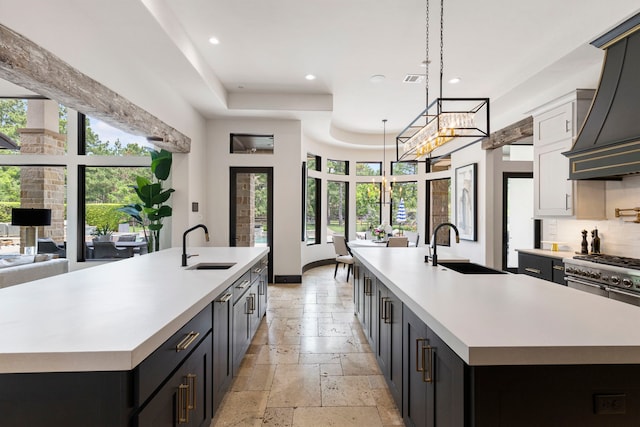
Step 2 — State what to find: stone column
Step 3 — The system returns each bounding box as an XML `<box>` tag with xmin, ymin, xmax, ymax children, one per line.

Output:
<box><xmin>18</xmin><ymin>100</ymin><xmax>66</xmax><ymax>249</ymax></box>
<box><xmin>235</xmin><ymin>173</ymin><xmax>255</xmax><ymax>247</ymax></box>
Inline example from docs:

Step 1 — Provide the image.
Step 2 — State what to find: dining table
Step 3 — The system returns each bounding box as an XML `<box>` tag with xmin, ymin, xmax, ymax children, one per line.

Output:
<box><xmin>85</xmin><ymin>240</ymin><xmax>149</xmax><ymax>257</ymax></box>
<box><xmin>347</xmin><ymin>239</ymin><xmax>416</xmax><ymax>248</ymax></box>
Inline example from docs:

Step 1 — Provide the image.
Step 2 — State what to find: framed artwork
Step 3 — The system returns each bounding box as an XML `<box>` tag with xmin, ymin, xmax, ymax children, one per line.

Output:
<box><xmin>455</xmin><ymin>163</ymin><xmax>477</xmax><ymax>241</ymax></box>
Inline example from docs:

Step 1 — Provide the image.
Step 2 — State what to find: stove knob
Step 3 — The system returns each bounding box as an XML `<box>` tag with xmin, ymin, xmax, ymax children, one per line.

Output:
<box><xmin>601</xmin><ymin>275</ymin><xmax>609</xmax><ymax>283</ymax></box>
<box><xmin>622</xmin><ymin>278</ymin><xmax>633</xmax><ymax>288</ymax></box>
<box><xmin>592</xmin><ymin>272</ymin><xmax>601</xmax><ymax>279</ymax></box>
<box><xmin>611</xmin><ymin>276</ymin><xmax>620</xmax><ymax>285</ymax></box>
<box><xmin>566</xmin><ymin>267</ymin><xmax>575</xmax><ymax>274</ymax></box>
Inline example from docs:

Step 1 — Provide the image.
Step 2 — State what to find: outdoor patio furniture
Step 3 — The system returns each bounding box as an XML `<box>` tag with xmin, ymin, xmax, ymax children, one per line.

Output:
<box><xmin>37</xmin><ymin>238</ymin><xmax>66</xmax><ymax>258</ymax></box>
<box><xmin>92</xmin><ymin>241</ymin><xmax>132</xmax><ymax>259</ymax></box>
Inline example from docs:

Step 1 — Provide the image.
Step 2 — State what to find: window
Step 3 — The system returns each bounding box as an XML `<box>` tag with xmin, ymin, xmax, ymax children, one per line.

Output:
<box><xmin>356</xmin><ymin>162</ymin><xmax>381</xmax><ymax>176</ymax></box>
<box><xmin>230</xmin><ymin>133</ymin><xmax>274</xmax><ymax>154</ymax></box>
<box><xmin>327</xmin><ymin>159</ymin><xmax>348</xmax><ymax>175</ymax></box>
<box><xmin>356</xmin><ymin>182</ymin><xmax>381</xmax><ymax>232</ymax></box>
<box><xmin>84</xmin><ymin>115</ymin><xmax>153</xmax><ymax>156</ymax></box>
<box><xmin>427</xmin><ymin>178</ymin><xmax>451</xmax><ymax>246</ymax></box>
<box><xmin>305</xmin><ymin>176</ymin><xmax>320</xmax><ymax>245</ymax></box>
<box><xmin>392</xmin><ymin>161</ymin><xmax>417</xmax><ymax>175</ymax></box>
<box><xmin>327</xmin><ymin>181</ymin><xmax>348</xmax><ymax>242</ymax></box>
<box><xmin>391</xmin><ymin>181</ymin><xmax>417</xmax><ymax>232</ymax></box>
<box><xmin>307</xmin><ymin>153</ymin><xmax>320</xmax><ymax>171</ymax></box>
<box><xmin>427</xmin><ymin>156</ymin><xmax>451</xmax><ymax>172</ymax></box>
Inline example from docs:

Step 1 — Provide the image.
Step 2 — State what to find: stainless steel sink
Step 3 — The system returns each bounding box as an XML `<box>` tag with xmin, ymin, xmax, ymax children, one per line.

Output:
<box><xmin>439</xmin><ymin>262</ymin><xmax>506</xmax><ymax>275</ymax></box>
<box><xmin>185</xmin><ymin>262</ymin><xmax>236</xmax><ymax>270</ymax></box>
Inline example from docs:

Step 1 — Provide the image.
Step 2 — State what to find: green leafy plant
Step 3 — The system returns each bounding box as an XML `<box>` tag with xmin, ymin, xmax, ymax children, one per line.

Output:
<box><xmin>118</xmin><ymin>149</ymin><xmax>174</xmax><ymax>252</ymax></box>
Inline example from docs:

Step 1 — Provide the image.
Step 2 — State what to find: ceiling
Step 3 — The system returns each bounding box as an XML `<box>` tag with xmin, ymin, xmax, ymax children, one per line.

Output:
<box><xmin>0</xmin><ymin>0</ymin><xmax>639</xmax><ymax>149</ymax></box>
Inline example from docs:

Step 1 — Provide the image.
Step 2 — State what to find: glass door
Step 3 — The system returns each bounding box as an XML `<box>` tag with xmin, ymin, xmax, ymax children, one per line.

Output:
<box><xmin>229</xmin><ymin>167</ymin><xmax>273</xmax><ymax>282</ymax></box>
<box><xmin>503</xmin><ymin>173</ymin><xmax>537</xmax><ymax>272</ymax></box>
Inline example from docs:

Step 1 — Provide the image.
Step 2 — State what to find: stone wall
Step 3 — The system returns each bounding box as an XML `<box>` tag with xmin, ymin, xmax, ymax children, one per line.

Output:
<box><xmin>235</xmin><ymin>173</ymin><xmax>255</xmax><ymax>247</ymax></box>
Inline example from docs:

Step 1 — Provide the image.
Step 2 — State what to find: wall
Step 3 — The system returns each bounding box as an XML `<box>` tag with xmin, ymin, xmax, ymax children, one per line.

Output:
<box><xmin>542</xmin><ymin>175</ymin><xmax>640</xmax><ymax>256</ymax></box>
<box><xmin>206</xmin><ymin>118</ymin><xmax>302</xmax><ymax>279</ymax></box>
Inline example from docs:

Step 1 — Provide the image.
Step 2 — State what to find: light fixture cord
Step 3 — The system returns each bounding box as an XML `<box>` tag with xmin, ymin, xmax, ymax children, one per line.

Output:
<box><xmin>439</xmin><ymin>0</ymin><xmax>444</xmax><ymax>99</ymax></box>
<box><xmin>382</xmin><ymin>119</ymin><xmax>387</xmax><ymax>205</ymax></box>
<box><xmin>425</xmin><ymin>0</ymin><xmax>430</xmax><ymax>113</ymax></box>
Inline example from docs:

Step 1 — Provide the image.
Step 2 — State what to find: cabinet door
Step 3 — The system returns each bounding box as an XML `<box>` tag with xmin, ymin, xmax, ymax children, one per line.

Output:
<box><xmin>213</xmin><ymin>291</ymin><xmax>233</xmax><ymax>412</ymax></box>
<box><xmin>533</xmin><ymin>101</ymin><xmax>573</xmax><ymax>146</ymax></box>
<box><xmin>551</xmin><ymin>259</ymin><xmax>566</xmax><ymax>285</ymax></box>
<box><xmin>248</xmin><ymin>281</ymin><xmax>261</xmax><ymax>338</ymax></box>
<box><xmin>232</xmin><ymin>295</ymin><xmax>251</xmax><ymax>375</ymax></box>
<box><xmin>362</xmin><ymin>271</ymin><xmax>377</xmax><ymax>347</ymax></box>
<box><xmin>428</xmin><ymin>330</ymin><xmax>465</xmax><ymax>427</ymax></box>
<box><xmin>137</xmin><ymin>332</ymin><xmax>212</xmax><ymax>427</ymax></box>
<box><xmin>376</xmin><ymin>282</ymin><xmax>390</xmax><ymax>376</ymax></box>
<box><xmin>518</xmin><ymin>253</ymin><xmax>552</xmax><ymax>281</ymax></box>
<box><xmin>534</xmin><ymin>139</ymin><xmax>573</xmax><ymax>216</ymax></box>
<box><xmin>258</xmin><ymin>268</ymin><xmax>268</xmax><ymax>319</ymax></box>
<box><xmin>388</xmin><ymin>289</ymin><xmax>403</xmax><ymax>410</ymax></box>
<box><xmin>353</xmin><ymin>262</ymin><xmax>362</xmax><ymax>317</ymax></box>
<box><xmin>403</xmin><ymin>305</ymin><xmax>429</xmax><ymax>427</ymax></box>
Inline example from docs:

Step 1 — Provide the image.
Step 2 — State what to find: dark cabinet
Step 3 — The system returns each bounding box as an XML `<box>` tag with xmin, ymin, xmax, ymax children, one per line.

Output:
<box><xmin>403</xmin><ymin>306</ymin><xmax>466</xmax><ymax>427</ymax></box>
<box><xmin>375</xmin><ymin>280</ymin><xmax>403</xmax><ymax>409</ymax></box>
<box><xmin>255</xmin><ymin>257</ymin><xmax>268</xmax><ymax>319</ymax></box>
<box><xmin>136</xmin><ymin>332</ymin><xmax>212</xmax><ymax>427</ymax></box>
<box><xmin>353</xmin><ymin>261</ymin><xmax>363</xmax><ymax>318</ymax></box>
<box><xmin>232</xmin><ymin>272</ymin><xmax>261</xmax><ymax>376</ymax></box>
<box><xmin>213</xmin><ymin>287</ymin><xmax>233</xmax><ymax>412</ymax></box>
<box><xmin>518</xmin><ymin>252</ymin><xmax>566</xmax><ymax>285</ymax></box>
<box><xmin>361</xmin><ymin>267</ymin><xmax>377</xmax><ymax>347</ymax></box>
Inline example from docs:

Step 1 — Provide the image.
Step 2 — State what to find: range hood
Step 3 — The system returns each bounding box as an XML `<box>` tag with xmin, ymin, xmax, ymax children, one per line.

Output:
<box><xmin>564</xmin><ymin>12</ymin><xmax>640</xmax><ymax>180</ymax></box>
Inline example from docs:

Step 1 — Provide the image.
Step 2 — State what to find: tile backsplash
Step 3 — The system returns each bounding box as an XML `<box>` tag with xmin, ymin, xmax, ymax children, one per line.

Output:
<box><xmin>542</xmin><ymin>175</ymin><xmax>640</xmax><ymax>257</ymax></box>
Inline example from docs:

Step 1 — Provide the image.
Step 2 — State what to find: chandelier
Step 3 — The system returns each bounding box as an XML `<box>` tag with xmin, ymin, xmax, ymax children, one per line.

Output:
<box><xmin>371</xmin><ymin>119</ymin><xmax>395</xmax><ymax>205</ymax></box>
<box><xmin>396</xmin><ymin>0</ymin><xmax>489</xmax><ymax>162</ymax></box>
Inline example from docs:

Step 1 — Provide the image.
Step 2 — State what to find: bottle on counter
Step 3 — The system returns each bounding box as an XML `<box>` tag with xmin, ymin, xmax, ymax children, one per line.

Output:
<box><xmin>591</xmin><ymin>228</ymin><xmax>601</xmax><ymax>254</ymax></box>
<box><xmin>581</xmin><ymin>230</ymin><xmax>589</xmax><ymax>254</ymax></box>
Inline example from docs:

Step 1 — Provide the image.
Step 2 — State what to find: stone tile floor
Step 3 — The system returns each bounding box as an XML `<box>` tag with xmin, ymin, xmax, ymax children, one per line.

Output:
<box><xmin>210</xmin><ymin>265</ymin><xmax>403</xmax><ymax>427</ymax></box>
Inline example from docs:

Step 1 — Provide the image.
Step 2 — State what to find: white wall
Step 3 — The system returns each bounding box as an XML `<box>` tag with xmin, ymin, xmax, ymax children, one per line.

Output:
<box><xmin>206</xmin><ymin>118</ymin><xmax>303</xmax><ymax>278</ymax></box>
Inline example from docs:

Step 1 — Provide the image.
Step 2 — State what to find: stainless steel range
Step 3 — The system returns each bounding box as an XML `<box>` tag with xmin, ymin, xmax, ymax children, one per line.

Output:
<box><xmin>564</xmin><ymin>254</ymin><xmax>640</xmax><ymax>306</ymax></box>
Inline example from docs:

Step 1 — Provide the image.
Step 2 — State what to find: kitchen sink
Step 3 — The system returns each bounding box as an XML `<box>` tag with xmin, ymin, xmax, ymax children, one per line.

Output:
<box><xmin>438</xmin><ymin>262</ymin><xmax>506</xmax><ymax>275</ymax></box>
<box><xmin>185</xmin><ymin>262</ymin><xmax>236</xmax><ymax>270</ymax></box>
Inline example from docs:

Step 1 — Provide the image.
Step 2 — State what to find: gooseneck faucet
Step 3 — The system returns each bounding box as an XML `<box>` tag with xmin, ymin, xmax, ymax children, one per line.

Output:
<box><xmin>182</xmin><ymin>224</ymin><xmax>210</xmax><ymax>266</ymax></box>
<box><xmin>431</xmin><ymin>222</ymin><xmax>460</xmax><ymax>266</ymax></box>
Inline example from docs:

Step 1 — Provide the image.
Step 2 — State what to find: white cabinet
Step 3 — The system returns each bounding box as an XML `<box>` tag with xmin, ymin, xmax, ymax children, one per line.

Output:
<box><xmin>532</xmin><ymin>89</ymin><xmax>605</xmax><ymax>218</ymax></box>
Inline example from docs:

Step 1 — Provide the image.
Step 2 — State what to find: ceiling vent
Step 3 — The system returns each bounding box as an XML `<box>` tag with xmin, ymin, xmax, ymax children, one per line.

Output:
<box><xmin>403</xmin><ymin>74</ymin><xmax>425</xmax><ymax>84</ymax></box>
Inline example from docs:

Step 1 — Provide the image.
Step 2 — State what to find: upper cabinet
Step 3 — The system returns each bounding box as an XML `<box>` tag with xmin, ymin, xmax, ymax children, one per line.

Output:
<box><xmin>531</xmin><ymin>89</ymin><xmax>605</xmax><ymax>218</ymax></box>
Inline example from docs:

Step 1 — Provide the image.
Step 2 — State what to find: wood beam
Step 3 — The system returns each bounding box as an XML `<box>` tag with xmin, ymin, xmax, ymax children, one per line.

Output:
<box><xmin>0</xmin><ymin>23</ymin><xmax>190</xmax><ymax>153</ymax></box>
<box><xmin>481</xmin><ymin>116</ymin><xmax>533</xmax><ymax>150</ymax></box>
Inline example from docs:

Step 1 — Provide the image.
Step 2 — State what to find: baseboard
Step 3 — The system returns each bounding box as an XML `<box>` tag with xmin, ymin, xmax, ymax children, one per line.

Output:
<box><xmin>302</xmin><ymin>259</ymin><xmax>335</xmax><ymax>273</ymax></box>
<box><xmin>274</xmin><ymin>275</ymin><xmax>302</xmax><ymax>284</ymax></box>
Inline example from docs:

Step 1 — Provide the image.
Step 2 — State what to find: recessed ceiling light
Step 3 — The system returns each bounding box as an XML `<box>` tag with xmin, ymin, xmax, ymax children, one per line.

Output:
<box><xmin>370</xmin><ymin>74</ymin><xmax>386</xmax><ymax>83</ymax></box>
<box><xmin>208</xmin><ymin>37</ymin><xmax>220</xmax><ymax>45</ymax></box>
<box><xmin>449</xmin><ymin>77</ymin><xmax>461</xmax><ymax>84</ymax></box>
<box><xmin>305</xmin><ymin>74</ymin><xmax>316</xmax><ymax>81</ymax></box>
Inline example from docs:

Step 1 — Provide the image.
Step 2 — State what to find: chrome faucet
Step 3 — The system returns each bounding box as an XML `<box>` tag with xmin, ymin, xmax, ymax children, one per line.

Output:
<box><xmin>182</xmin><ymin>224</ymin><xmax>210</xmax><ymax>266</ymax></box>
<box><xmin>431</xmin><ymin>222</ymin><xmax>460</xmax><ymax>266</ymax></box>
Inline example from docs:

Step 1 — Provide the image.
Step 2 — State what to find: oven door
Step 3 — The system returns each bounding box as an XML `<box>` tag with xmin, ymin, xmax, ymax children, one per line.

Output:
<box><xmin>566</xmin><ymin>276</ymin><xmax>608</xmax><ymax>297</ymax></box>
<box><xmin>607</xmin><ymin>287</ymin><xmax>640</xmax><ymax>307</ymax></box>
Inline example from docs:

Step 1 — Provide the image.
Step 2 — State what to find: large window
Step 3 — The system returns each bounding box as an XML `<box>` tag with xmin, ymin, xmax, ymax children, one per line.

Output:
<box><xmin>356</xmin><ymin>182</ymin><xmax>381</xmax><ymax>232</ymax></box>
<box><xmin>305</xmin><ymin>176</ymin><xmax>320</xmax><ymax>245</ymax></box>
<box><xmin>391</xmin><ymin>181</ymin><xmax>417</xmax><ymax>232</ymax></box>
<box><xmin>356</xmin><ymin>162</ymin><xmax>381</xmax><ymax>176</ymax></box>
<box><xmin>307</xmin><ymin>153</ymin><xmax>320</xmax><ymax>171</ymax></box>
<box><xmin>327</xmin><ymin>181</ymin><xmax>348</xmax><ymax>242</ymax></box>
<box><xmin>392</xmin><ymin>161</ymin><xmax>417</xmax><ymax>175</ymax></box>
<box><xmin>327</xmin><ymin>159</ymin><xmax>348</xmax><ymax>175</ymax></box>
<box><xmin>84</xmin><ymin>116</ymin><xmax>153</xmax><ymax>156</ymax></box>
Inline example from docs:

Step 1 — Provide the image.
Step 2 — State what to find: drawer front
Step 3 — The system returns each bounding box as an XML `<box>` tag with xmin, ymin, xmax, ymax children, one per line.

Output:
<box><xmin>233</xmin><ymin>270</ymin><xmax>252</xmax><ymax>303</ymax></box>
<box><xmin>518</xmin><ymin>253</ymin><xmax>552</xmax><ymax>281</ymax></box>
<box><xmin>250</xmin><ymin>257</ymin><xmax>268</xmax><ymax>283</ymax></box>
<box><xmin>135</xmin><ymin>304</ymin><xmax>212</xmax><ymax>405</ymax></box>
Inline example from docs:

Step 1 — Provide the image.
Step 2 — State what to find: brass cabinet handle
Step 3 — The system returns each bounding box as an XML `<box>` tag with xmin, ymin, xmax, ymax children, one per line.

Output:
<box><xmin>259</xmin><ymin>281</ymin><xmax>265</xmax><ymax>295</ymax></box>
<box><xmin>380</xmin><ymin>297</ymin><xmax>388</xmax><ymax>321</ymax></box>
<box><xmin>176</xmin><ymin>332</ymin><xmax>200</xmax><ymax>352</ymax></box>
<box><xmin>250</xmin><ymin>293</ymin><xmax>256</xmax><ymax>314</ymax></box>
<box><xmin>384</xmin><ymin>300</ymin><xmax>392</xmax><ymax>324</ymax></box>
<box><xmin>364</xmin><ymin>277</ymin><xmax>373</xmax><ymax>296</ymax></box>
<box><xmin>187</xmin><ymin>374</ymin><xmax>197</xmax><ymax>410</ymax></box>
<box><xmin>177</xmin><ymin>383</ymin><xmax>189</xmax><ymax>424</ymax></box>
<box><xmin>525</xmin><ymin>267</ymin><xmax>541</xmax><ymax>275</ymax></box>
<box><xmin>423</xmin><ymin>344</ymin><xmax>434</xmax><ymax>383</ymax></box>
<box><xmin>553</xmin><ymin>265</ymin><xmax>564</xmax><ymax>271</ymax></box>
<box><xmin>237</xmin><ymin>279</ymin><xmax>250</xmax><ymax>289</ymax></box>
<box><xmin>217</xmin><ymin>293</ymin><xmax>232</xmax><ymax>303</ymax></box>
<box><xmin>416</xmin><ymin>338</ymin><xmax>426</xmax><ymax>373</ymax></box>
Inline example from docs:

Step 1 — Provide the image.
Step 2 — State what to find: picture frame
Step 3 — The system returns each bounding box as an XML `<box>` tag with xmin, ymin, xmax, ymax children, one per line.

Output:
<box><xmin>455</xmin><ymin>163</ymin><xmax>477</xmax><ymax>241</ymax></box>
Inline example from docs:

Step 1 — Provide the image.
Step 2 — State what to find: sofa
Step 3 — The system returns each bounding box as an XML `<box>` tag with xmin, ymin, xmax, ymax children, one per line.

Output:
<box><xmin>0</xmin><ymin>255</ymin><xmax>69</xmax><ymax>289</ymax></box>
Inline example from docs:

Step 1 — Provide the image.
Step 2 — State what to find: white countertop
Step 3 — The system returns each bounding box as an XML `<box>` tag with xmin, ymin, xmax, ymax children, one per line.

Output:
<box><xmin>0</xmin><ymin>247</ymin><xmax>268</xmax><ymax>374</ymax></box>
<box><xmin>353</xmin><ymin>248</ymin><xmax>640</xmax><ymax>366</ymax></box>
<box><xmin>516</xmin><ymin>248</ymin><xmax>577</xmax><ymax>260</ymax></box>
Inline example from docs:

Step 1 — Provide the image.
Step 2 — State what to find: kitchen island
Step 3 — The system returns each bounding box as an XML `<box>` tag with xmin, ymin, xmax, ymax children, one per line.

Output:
<box><xmin>352</xmin><ymin>248</ymin><xmax>640</xmax><ymax>426</ymax></box>
<box><xmin>0</xmin><ymin>247</ymin><xmax>269</xmax><ymax>426</ymax></box>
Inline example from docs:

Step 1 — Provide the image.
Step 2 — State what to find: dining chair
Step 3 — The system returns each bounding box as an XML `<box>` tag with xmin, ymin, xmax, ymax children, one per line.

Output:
<box><xmin>387</xmin><ymin>236</ymin><xmax>409</xmax><ymax>247</ymax></box>
<box><xmin>332</xmin><ymin>235</ymin><xmax>354</xmax><ymax>279</ymax></box>
<box><xmin>116</xmin><ymin>234</ymin><xmax>137</xmax><ymax>242</ymax></box>
<box><xmin>37</xmin><ymin>238</ymin><xmax>66</xmax><ymax>258</ymax></box>
<box><xmin>92</xmin><ymin>241</ymin><xmax>131</xmax><ymax>259</ymax></box>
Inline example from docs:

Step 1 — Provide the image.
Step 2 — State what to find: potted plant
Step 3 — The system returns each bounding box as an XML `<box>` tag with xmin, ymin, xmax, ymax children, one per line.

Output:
<box><xmin>118</xmin><ymin>149</ymin><xmax>174</xmax><ymax>253</ymax></box>
<box><xmin>91</xmin><ymin>224</ymin><xmax>114</xmax><ymax>242</ymax></box>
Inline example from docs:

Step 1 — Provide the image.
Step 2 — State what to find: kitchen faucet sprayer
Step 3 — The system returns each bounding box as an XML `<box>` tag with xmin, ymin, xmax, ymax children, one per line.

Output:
<box><xmin>182</xmin><ymin>224</ymin><xmax>209</xmax><ymax>266</ymax></box>
<box><xmin>430</xmin><ymin>222</ymin><xmax>459</xmax><ymax>266</ymax></box>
